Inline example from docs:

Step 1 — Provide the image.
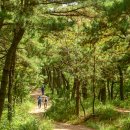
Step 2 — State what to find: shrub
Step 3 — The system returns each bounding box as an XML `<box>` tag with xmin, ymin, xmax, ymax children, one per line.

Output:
<box><xmin>112</xmin><ymin>99</ymin><xmax>130</xmax><ymax>109</ymax></box>
<box><xmin>46</xmin><ymin>97</ymin><xmax>76</xmax><ymax>122</ymax></box>
<box><xmin>120</xmin><ymin>117</ymin><xmax>130</xmax><ymax>130</ymax></box>
<box><xmin>0</xmin><ymin>101</ymin><xmax>53</xmax><ymax>130</ymax></box>
<box><xmin>95</xmin><ymin>104</ymin><xmax>121</xmax><ymax>121</ymax></box>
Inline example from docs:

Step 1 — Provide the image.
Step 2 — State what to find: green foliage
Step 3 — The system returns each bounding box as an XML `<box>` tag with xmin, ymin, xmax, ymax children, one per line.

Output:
<box><xmin>95</xmin><ymin>104</ymin><xmax>120</xmax><ymax>121</ymax></box>
<box><xmin>19</xmin><ymin>119</ymin><xmax>39</xmax><ymax>130</ymax></box>
<box><xmin>120</xmin><ymin>117</ymin><xmax>130</xmax><ymax>130</ymax></box>
<box><xmin>112</xmin><ymin>99</ymin><xmax>130</xmax><ymax>109</ymax></box>
<box><xmin>46</xmin><ymin>97</ymin><xmax>76</xmax><ymax>122</ymax></box>
<box><xmin>0</xmin><ymin>101</ymin><xmax>53</xmax><ymax>130</ymax></box>
<box><xmin>86</xmin><ymin>121</ymin><xmax>118</xmax><ymax>130</ymax></box>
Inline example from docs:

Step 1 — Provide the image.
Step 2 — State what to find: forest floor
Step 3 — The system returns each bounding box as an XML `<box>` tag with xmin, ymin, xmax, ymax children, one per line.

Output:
<box><xmin>29</xmin><ymin>88</ymin><xmax>93</xmax><ymax>130</ymax></box>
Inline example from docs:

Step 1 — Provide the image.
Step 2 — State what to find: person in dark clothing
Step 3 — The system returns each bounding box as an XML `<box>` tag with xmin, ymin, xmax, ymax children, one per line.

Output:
<box><xmin>41</xmin><ymin>84</ymin><xmax>44</xmax><ymax>95</ymax></box>
<box><xmin>38</xmin><ymin>96</ymin><xmax>42</xmax><ymax>108</ymax></box>
<box><xmin>44</xmin><ymin>96</ymin><xmax>48</xmax><ymax>109</ymax></box>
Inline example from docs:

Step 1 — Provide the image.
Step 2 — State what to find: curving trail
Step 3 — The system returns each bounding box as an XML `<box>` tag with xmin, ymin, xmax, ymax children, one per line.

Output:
<box><xmin>115</xmin><ymin>107</ymin><xmax>130</xmax><ymax>113</ymax></box>
<box><xmin>54</xmin><ymin>122</ymin><xmax>93</xmax><ymax>130</ymax></box>
<box><xmin>29</xmin><ymin>89</ymin><xmax>94</xmax><ymax>130</ymax></box>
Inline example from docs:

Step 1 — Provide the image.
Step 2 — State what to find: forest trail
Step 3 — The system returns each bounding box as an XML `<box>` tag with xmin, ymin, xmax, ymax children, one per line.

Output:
<box><xmin>54</xmin><ymin>122</ymin><xmax>93</xmax><ymax>130</ymax></box>
<box><xmin>29</xmin><ymin>89</ymin><xmax>48</xmax><ymax>114</ymax></box>
<box><xmin>29</xmin><ymin>88</ymin><xmax>94</xmax><ymax>130</ymax></box>
<box><xmin>115</xmin><ymin>107</ymin><xmax>130</xmax><ymax>113</ymax></box>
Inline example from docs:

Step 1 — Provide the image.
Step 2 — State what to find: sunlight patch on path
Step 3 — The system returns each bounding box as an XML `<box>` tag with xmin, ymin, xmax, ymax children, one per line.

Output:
<box><xmin>54</xmin><ymin>122</ymin><xmax>93</xmax><ymax>130</ymax></box>
<box><xmin>115</xmin><ymin>108</ymin><xmax>130</xmax><ymax>113</ymax></box>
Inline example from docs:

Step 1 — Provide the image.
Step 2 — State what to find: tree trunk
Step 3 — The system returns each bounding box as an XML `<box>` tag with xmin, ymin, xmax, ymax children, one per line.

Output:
<box><xmin>0</xmin><ymin>25</ymin><xmax>24</xmax><ymax>120</ymax></box>
<box><xmin>0</xmin><ymin>0</ymin><xmax>5</xmax><ymax>30</ymax></box>
<box><xmin>111</xmin><ymin>81</ymin><xmax>114</xmax><ymax>100</ymax></box>
<box><xmin>118</xmin><ymin>65</ymin><xmax>124</xmax><ymax>100</ymax></box>
<box><xmin>8</xmin><ymin>53</ymin><xmax>16</xmax><ymax>122</ymax></box>
<box><xmin>107</xmin><ymin>79</ymin><xmax>110</xmax><ymax>100</ymax></box>
<box><xmin>100</xmin><ymin>85</ymin><xmax>106</xmax><ymax>104</ymax></box>
<box><xmin>75</xmin><ymin>77</ymin><xmax>80</xmax><ymax>116</ymax></box>
<box><xmin>61</xmin><ymin>72</ymin><xmax>70</xmax><ymax>90</ymax></box>
<box><xmin>92</xmin><ymin>45</ymin><xmax>96</xmax><ymax>115</ymax></box>
<box><xmin>71</xmin><ymin>77</ymin><xmax>76</xmax><ymax>99</ymax></box>
<box><xmin>82</xmin><ymin>81</ymin><xmax>87</xmax><ymax>99</ymax></box>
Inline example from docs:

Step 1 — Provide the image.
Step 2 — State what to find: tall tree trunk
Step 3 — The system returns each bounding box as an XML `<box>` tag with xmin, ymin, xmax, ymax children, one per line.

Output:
<box><xmin>118</xmin><ymin>65</ymin><xmax>124</xmax><ymax>100</ymax></box>
<box><xmin>0</xmin><ymin>0</ymin><xmax>5</xmax><ymax>30</ymax></box>
<box><xmin>46</xmin><ymin>68</ymin><xmax>54</xmax><ymax>94</ymax></box>
<box><xmin>8</xmin><ymin>53</ymin><xmax>16</xmax><ymax>122</ymax></box>
<box><xmin>71</xmin><ymin>77</ymin><xmax>76</xmax><ymax>99</ymax></box>
<box><xmin>111</xmin><ymin>81</ymin><xmax>114</xmax><ymax>100</ymax></box>
<box><xmin>75</xmin><ymin>77</ymin><xmax>80</xmax><ymax>116</ymax></box>
<box><xmin>61</xmin><ymin>72</ymin><xmax>70</xmax><ymax>99</ymax></box>
<box><xmin>100</xmin><ymin>85</ymin><xmax>106</xmax><ymax>104</ymax></box>
<box><xmin>107</xmin><ymin>79</ymin><xmax>110</xmax><ymax>100</ymax></box>
<box><xmin>82</xmin><ymin>81</ymin><xmax>87</xmax><ymax>99</ymax></box>
<box><xmin>92</xmin><ymin>45</ymin><xmax>96</xmax><ymax>115</ymax></box>
<box><xmin>61</xmin><ymin>72</ymin><xmax>70</xmax><ymax>90</ymax></box>
<box><xmin>0</xmin><ymin>25</ymin><xmax>24</xmax><ymax>120</ymax></box>
<box><xmin>0</xmin><ymin>19</ymin><xmax>4</xmax><ymax>30</ymax></box>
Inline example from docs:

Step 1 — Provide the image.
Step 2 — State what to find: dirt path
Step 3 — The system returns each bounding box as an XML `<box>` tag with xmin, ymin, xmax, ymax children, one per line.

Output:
<box><xmin>54</xmin><ymin>122</ymin><xmax>93</xmax><ymax>130</ymax></box>
<box><xmin>30</xmin><ymin>89</ymin><xmax>93</xmax><ymax>130</ymax></box>
<box><xmin>29</xmin><ymin>89</ymin><xmax>47</xmax><ymax>114</ymax></box>
<box><xmin>115</xmin><ymin>107</ymin><xmax>130</xmax><ymax>113</ymax></box>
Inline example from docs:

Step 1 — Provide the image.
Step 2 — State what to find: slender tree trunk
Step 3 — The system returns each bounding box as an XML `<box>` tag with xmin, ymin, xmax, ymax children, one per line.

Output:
<box><xmin>92</xmin><ymin>45</ymin><xmax>96</xmax><ymax>115</ymax></box>
<box><xmin>107</xmin><ymin>79</ymin><xmax>110</xmax><ymax>100</ymax></box>
<box><xmin>46</xmin><ymin>68</ymin><xmax>54</xmax><ymax>94</ymax></box>
<box><xmin>0</xmin><ymin>19</ymin><xmax>4</xmax><ymax>30</ymax></box>
<box><xmin>0</xmin><ymin>25</ymin><xmax>24</xmax><ymax>120</ymax></box>
<box><xmin>75</xmin><ymin>77</ymin><xmax>80</xmax><ymax>116</ymax></box>
<box><xmin>100</xmin><ymin>86</ymin><xmax>106</xmax><ymax>104</ymax></box>
<box><xmin>118</xmin><ymin>65</ymin><xmax>124</xmax><ymax>100</ymax></box>
<box><xmin>61</xmin><ymin>72</ymin><xmax>70</xmax><ymax>90</ymax></box>
<box><xmin>8</xmin><ymin>53</ymin><xmax>16</xmax><ymax>122</ymax></box>
<box><xmin>0</xmin><ymin>0</ymin><xmax>5</xmax><ymax>30</ymax></box>
<box><xmin>111</xmin><ymin>81</ymin><xmax>114</xmax><ymax>100</ymax></box>
<box><xmin>71</xmin><ymin>77</ymin><xmax>76</xmax><ymax>99</ymax></box>
<box><xmin>82</xmin><ymin>81</ymin><xmax>87</xmax><ymax>99</ymax></box>
<box><xmin>80</xmin><ymin>98</ymin><xmax>86</xmax><ymax>117</ymax></box>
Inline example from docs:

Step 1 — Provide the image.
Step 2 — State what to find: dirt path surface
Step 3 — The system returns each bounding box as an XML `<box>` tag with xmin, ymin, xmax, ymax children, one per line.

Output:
<box><xmin>54</xmin><ymin>122</ymin><xmax>93</xmax><ymax>130</ymax></box>
<box><xmin>30</xmin><ymin>89</ymin><xmax>94</xmax><ymax>130</ymax></box>
<box><xmin>115</xmin><ymin>108</ymin><xmax>130</xmax><ymax>113</ymax></box>
<box><xmin>29</xmin><ymin>89</ymin><xmax>47</xmax><ymax>114</ymax></box>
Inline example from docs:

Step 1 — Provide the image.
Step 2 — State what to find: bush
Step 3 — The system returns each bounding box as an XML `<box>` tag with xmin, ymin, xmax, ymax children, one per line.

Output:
<box><xmin>120</xmin><ymin>117</ymin><xmax>130</xmax><ymax>130</ymax></box>
<box><xmin>0</xmin><ymin>101</ymin><xmax>53</xmax><ymax>130</ymax></box>
<box><xmin>46</xmin><ymin>97</ymin><xmax>76</xmax><ymax>122</ymax></box>
<box><xmin>112</xmin><ymin>99</ymin><xmax>130</xmax><ymax>109</ymax></box>
<box><xmin>95</xmin><ymin>104</ymin><xmax>121</xmax><ymax>121</ymax></box>
<box><xmin>19</xmin><ymin>119</ymin><xmax>39</xmax><ymax>130</ymax></box>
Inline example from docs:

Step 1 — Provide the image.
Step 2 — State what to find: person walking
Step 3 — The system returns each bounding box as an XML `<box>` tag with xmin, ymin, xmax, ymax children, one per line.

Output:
<box><xmin>37</xmin><ymin>96</ymin><xmax>42</xmax><ymax>108</ymax></box>
<box><xmin>41</xmin><ymin>84</ymin><xmax>45</xmax><ymax>95</ymax></box>
<box><xmin>44</xmin><ymin>96</ymin><xmax>48</xmax><ymax>110</ymax></box>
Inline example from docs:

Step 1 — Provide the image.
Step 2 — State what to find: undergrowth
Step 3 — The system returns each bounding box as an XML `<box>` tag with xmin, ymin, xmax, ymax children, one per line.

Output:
<box><xmin>0</xmin><ymin>100</ymin><xmax>53</xmax><ymax>130</ymax></box>
<box><xmin>85</xmin><ymin>103</ymin><xmax>130</xmax><ymax>130</ymax></box>
<box><xmin>46</xmin><ymin>96</ymin><xmax>77</xmax><ymax>122</ymax></box>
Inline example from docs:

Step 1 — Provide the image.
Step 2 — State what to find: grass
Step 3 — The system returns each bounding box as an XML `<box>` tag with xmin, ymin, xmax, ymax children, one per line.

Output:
<box><xmin>46</xmin><ymin>96</ymin><xmax>76</xmax><ymax>122</ymax></box>
<box><xmin>84</xmin><ymin>103</ymin><xmax>130</xmax><ymax>130</ymax></box>
<box><xmin>0</xmin><ymin>100</ymin><xmax>53</xmax><ymax>130</ymax></box>
<box><xmin>112</xmin><ymin>99</ymin><xmax>130</xmax><ymax>109</ymax></box>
